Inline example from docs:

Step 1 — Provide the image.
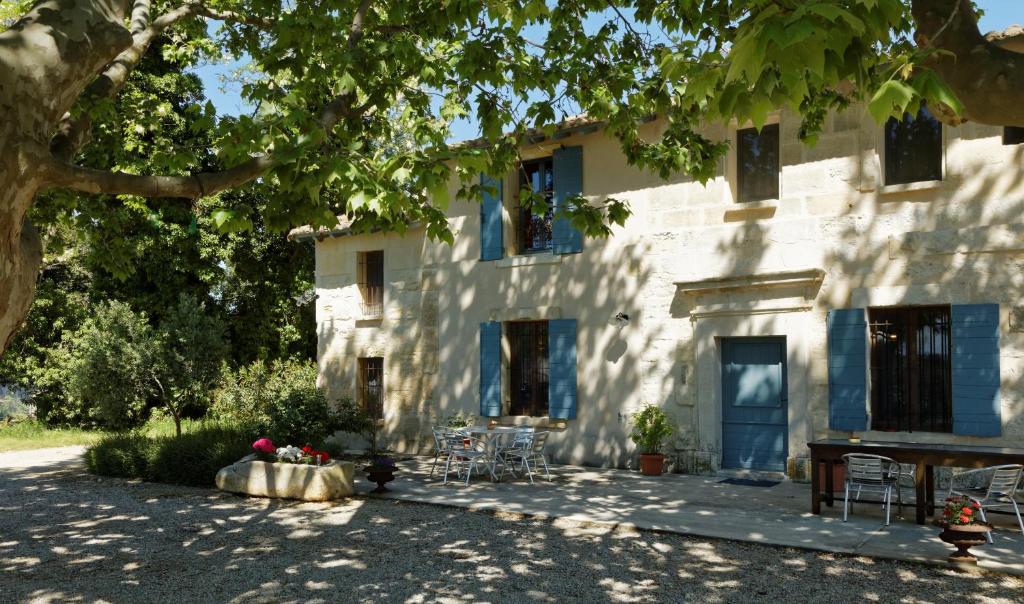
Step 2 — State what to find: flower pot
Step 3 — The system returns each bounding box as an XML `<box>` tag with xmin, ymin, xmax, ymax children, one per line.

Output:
<box><xmin>935</xmin><ymin>522</ymin><xmax>993</xmax><ymax>566</ymax></box>
<box><xmin>364</xmin><ymin>467</ymin><xmax>396</xmax><ymax>493</ymax></box>
<box><xmin>638</xmin><ymin>453</ymin><xmax>665</xmax><ymax>476</ymax></box>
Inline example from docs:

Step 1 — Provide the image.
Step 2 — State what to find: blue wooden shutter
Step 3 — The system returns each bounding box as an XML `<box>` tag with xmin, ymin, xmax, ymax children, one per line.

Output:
<box><xmin>827</xmin><ymin>308</ymin><xmax>868</xmax><ymax>431</ymax></box>
<box><xmin>479</xmin><ymin>322</ymin><xmax>502</xmax><ymax>417</ymax></box>
<box><xmin>552</xmin><ymin>146</ymin><xmax>583</xmax><ymax>255</ymax></box>
<box><xmin>480</xmin><ymin>173</ymin><xmax>503</xmax><ymax>261</ymax></box>
<box><xmin>548</xmin><ymin>319</ymin><xmax>578</xmax><ymax>419</ymax></box>
<box><xmin>952</xmin><ymin>304</ymin><xmax>1001</xmax><ymax>436</ymax></box>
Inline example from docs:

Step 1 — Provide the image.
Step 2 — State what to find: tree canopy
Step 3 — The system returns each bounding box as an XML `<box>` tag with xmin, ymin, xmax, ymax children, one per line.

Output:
<box><xmin>1</xmin><ymin>0</ymin><xmax>1022</xmax><ymax>355</ymax></box>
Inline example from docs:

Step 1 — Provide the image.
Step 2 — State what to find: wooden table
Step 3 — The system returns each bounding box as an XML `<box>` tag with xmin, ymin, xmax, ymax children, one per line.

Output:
<box><xmin>808</xmin><ymin>439</ymin><xmax>1024</xmax><ymax>524</ymax></box>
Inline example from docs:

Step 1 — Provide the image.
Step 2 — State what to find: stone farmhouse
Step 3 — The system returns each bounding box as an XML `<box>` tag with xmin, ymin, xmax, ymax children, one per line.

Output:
<box><xmin>291</xmin><ymin>106</ymin><xmax>1024</xmax><ymax>478</ymax></box>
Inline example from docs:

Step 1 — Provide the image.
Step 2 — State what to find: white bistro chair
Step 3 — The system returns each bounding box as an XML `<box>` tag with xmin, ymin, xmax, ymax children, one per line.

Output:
<box><xmin>945</xmin><ymin>464</ymin><xmax>1024</xmax><ymax>543</ymax></box>
<box><xmin>441</xmin><ymin>433</ymin><xmax>494</xmax><ymax>485</ymax></box>
<box><xmin>841</xmin><ymin>453</ymin><xmax>905</xmax><ymax>526</ymax></box>
<box><xmin>501</xmin><ymin>430</ymin><xmax>551</xmax><ymax>484</ymax></box>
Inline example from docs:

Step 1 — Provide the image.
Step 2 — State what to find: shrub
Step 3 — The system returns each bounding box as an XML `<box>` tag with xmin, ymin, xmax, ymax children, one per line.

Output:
<box><xmin>629</xmin><ymin>404</ymin><xmax>675</xmax><ymax>454</ymax></box>
<box><xmin>213</xmin><ymin>360</ymin><xmax>365</xmax><ymax>446</ymax></box>
<box><xmin>86</xmin><ymin>424</ymin><xmax>257</xmax><ymax>487</ymax></box>
<box><xmin>85</xmin><ymin>433</ymin><xmax>155</xmax><ymax>479</ymax></box>
<box><xmin>146</xmin><ymin>425</ymin><xmax>256</xmax><ymax>486</ymax></box>
<box><xmin>64</xmin><ymin>301</ymin><xmax>159</xmax><ymax>431</ymax></box>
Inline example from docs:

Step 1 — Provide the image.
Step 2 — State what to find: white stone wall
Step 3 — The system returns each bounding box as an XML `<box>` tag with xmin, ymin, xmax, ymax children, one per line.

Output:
<box><xmin>312</xmin><ymin>106</ymin><xmax>1024</xmax><ymax>473</ymax></box>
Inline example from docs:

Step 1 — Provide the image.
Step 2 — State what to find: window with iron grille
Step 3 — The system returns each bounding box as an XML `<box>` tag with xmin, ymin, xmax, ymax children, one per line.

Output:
<box><xmin>358</xmin><ymin>357</ymin><xmax>384</xmax><ymax>420</ymax></box>
<box><xmin>518</xmin><ymin>158</ymin><xmax>554</xmax><ymax>253</ymax></box>
<box><xmin>507</xmin><ymin>321</ymin><xmax>549</xmax><ymax>417</ymax></box>
<box><xmin>884</xmin><ymin>107</ymin><xmax>942</xmax><ymax>185</ymax></box>
<box><xmin>869</xmin><ymin>306</ymin><xmax>952</xmax><ymax>433</ymax></box>
<box><xmin>736</xmin><ymin>123</ymin><xmax>780</xmax><ymax>202</ymax></box>
<box><xmin>1003</xmin><ymin>126</ymin><xmax>1024</xmax><ymax>145</ymax></box>
<box><xmin>357</xmin><ymin>250</ymin><xmax>383</xmax><ymax>318</ymax></box>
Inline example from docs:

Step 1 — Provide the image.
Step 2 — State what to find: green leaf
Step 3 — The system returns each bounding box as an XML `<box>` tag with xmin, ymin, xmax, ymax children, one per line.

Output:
<box><xmin>868</xmin><ymin>80</ymin><xmax>915</xmax><ymax>123</ymax></box>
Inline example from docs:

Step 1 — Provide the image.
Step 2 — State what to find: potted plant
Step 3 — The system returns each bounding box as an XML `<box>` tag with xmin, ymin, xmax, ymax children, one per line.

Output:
<box><xmin>363</xmin><ymin>455</ymin><xmax>398</xmax><ymax>493</ymax></box>
<box><xmin>629</xmin><ymin>404</ymin><xmax>675</xmax><ymax>476</ymax></box>
<box><xmin>935</xmin><ymin>495</ymin><xmax>993</xmax><ymax>566</ymax></box>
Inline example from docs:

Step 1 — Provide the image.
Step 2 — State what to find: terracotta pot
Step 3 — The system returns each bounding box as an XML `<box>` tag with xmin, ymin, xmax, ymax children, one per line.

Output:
<box><xmin>364</xmin><ymin>468</ymin><xmax>396</xmax><ymax>493</ymax></box>
<box><xmin>638</xmin><ymin>453</ymin><xmax>665</xmax><ymax>476</ymax></box>
<box><xmin>936</xmin><ymin>522</ymin><xmax>993</xmax><ymax>566</ymax></box>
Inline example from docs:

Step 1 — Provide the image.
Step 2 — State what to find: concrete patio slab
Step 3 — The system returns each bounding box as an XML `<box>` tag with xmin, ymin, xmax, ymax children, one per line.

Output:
<box><xmin>380</xmin><ymin>457</ymin><xmax>1024</xmax><ymax>576</ymax></box>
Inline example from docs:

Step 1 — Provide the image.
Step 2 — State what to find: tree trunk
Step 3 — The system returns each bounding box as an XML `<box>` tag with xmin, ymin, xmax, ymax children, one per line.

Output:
<box><xmin>173</xmin><ymin>411</ymin><xmax>182</xmax><ymax>437</ymax></box>
<box><xmin>0</xmin><ymin>0</ymin><xmax>134</xmax><ymax>355</ymax></box>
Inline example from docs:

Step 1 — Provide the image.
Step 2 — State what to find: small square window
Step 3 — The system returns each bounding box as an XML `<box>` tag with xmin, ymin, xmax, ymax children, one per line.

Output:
<box><xmin>884</xmin><ymin>107</ymin><xmax>942</xmax><ymax>185</ymax></box>
<box><xmin>357</xmin><ymin>250</ymin><xmax>383</xmax><ymax>318</ymax></box>
<box><xmin>1003</xmin><ymin>126</ymin><xmax>1024</xmax><ymax>145</ymax></box>
<box><xmin>736</xmin><ymin>124</ymin><xmax>780</xmax><ymax>202</ymax></box>
<box><xmin>358</xmin><ymin>357</ymin><xmax>384</xmax><ymax>420</ymax></box>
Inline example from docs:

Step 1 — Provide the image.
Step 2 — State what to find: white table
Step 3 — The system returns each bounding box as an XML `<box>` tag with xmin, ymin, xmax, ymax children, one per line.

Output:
<box><xmin>460</xmin><ymin>426</ymin><xmax>520</xmax><ymax>481</ymax></box>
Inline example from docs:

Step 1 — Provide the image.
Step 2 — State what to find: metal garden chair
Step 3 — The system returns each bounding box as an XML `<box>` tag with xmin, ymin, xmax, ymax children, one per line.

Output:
<box><xmin>441</xmin><ymin>433</ymin><xmax>494</xmax><ymax>485</ymax></box>
<box><xmin>945</xmin><ymin>464</ymin><xmax>1024</xmax><ymax>543</ymax></box>
<box><xmin>501</xmin><ymin>430</ymin><xmax>550</xmax><ymax>484</ymax></box>
<box><xmin>842</xmin><ymin>453</ymin><xmax>904</xmax><ymax>526</ymax></box>
<box><xmin>429</xmin><ymin>427</ymin><xmax>451</xmax><ymax>478</ymax></box>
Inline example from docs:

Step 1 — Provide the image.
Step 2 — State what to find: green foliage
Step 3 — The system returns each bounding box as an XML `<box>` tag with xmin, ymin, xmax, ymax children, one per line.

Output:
<box><xmin>443</xmin><ymin>412</ymin><xmax>475</xmax><ymax>429</ymax></box>
<box><xmin>155</xmin><ymin>295</ymin><xmax>228</xmax><ymax>433</ymax></box>
<box><xmin>85</xmin><ymin>423</ymin><xmax>257</xmax><ymax>487</ymax></box>
<box><xmin>629</xmin><ymin>404</ymin><xmax>675</xmax><ymax>455</ymax></box>
<box><xmin>0</xmin><ymin>418</ymin><xmax>106</xmax><ymax>452</ymax></box>
<box><xmin>64</xmin><ymin>301</ymin><xmax>160</xmax><ymax>431</ymax></box>
<box><xmin>212</xmin><ymin>360</ymin><xmax>362</xmax><ymax>445</ymax></box>
<box><xmin>84</xmin><ymin>433</ymin><xmax>155</xmax><ymax>479</ymax></box>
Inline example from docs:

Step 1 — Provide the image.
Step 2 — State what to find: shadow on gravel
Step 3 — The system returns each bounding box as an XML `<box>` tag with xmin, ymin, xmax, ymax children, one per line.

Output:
<box><xmin>0</xmin><ymin>455</ymin><xmax>1021</xmax><ymax>604</ymax></box>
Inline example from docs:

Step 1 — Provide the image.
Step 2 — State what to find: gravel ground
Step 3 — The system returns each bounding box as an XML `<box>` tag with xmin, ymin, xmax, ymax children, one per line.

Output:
<box><xmin>1</xmin><ymin>450</ymin><xmax>1022</xmax><ymax>603</ymax></box>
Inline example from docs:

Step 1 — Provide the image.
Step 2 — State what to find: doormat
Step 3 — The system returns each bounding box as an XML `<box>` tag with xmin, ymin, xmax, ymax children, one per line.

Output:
<box><xmin>718</xmin><ymin>478</ymin><xmax>780</xmax><ymax>488</ymax></box>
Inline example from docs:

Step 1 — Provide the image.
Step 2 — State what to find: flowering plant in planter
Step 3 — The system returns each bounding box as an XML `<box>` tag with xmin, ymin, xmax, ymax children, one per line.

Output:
<box><xmin>365</xmin><ymin>455</ymin><xmax>397</xmax><ymax>471</ymax></box>
<box><xmin>942</xmin><ymin>495</ymin><xmax>984</xmax><ymax>526</ymax></box>
<box><xmin>250</xmin><ymin>438</ymin><xmax>331</xmax><ymax>465</ymax></box>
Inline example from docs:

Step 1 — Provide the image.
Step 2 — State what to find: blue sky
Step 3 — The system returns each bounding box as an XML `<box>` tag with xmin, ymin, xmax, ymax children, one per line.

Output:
<box><xmin>193</xmin><ymin>1</ymin><xmax>1022</xmax><ymax>141</ymax></box>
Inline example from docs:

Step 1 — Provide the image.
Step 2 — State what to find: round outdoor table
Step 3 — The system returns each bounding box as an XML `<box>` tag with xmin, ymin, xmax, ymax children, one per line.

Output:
<box><xmin>461</xmin><ymin>426</ymin><xmax>519</xmax><ymax>481</ymax></box>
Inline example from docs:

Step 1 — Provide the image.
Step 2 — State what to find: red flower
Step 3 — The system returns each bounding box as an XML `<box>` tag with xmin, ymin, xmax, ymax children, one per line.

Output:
<box><xmin>959</xmin><ymin>515</ymin><xmax>970</xmax><ymax>524</ymax></box>
<box><xmin>316</xmin><ymin>451</ymin><xmax>330</xmax><ymax>463</ymax></box>
<box><xmin>963</xmin><ymin>508</ymin><xmax>972</xmax><ymax>516</ymax></box>
<box><xmin>302</xmin><ymin>445</ymin><xmax>314</xmax><ymax>455</ymax></box>
<box><xmin>972</xmin><ymin>501</ymin><xmax>981</xmax><ymax>510</ymax></box>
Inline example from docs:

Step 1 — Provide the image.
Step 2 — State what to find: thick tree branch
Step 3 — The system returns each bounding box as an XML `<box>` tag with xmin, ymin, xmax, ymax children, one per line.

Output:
<box><xmin>987</xmin><ymin>25</ymin><xmax>1024</xmax><ymax>54</ymax></box>
<box><xmin>193</xmin><ymin>4</ymin><xmax>274</xmax><ymax>28</ymax></box>
<box><xmin>50</xmin><ymin>2</ymin><xmax>199</xmax><ymax>161</ymax></box>
<box><xmin>42</xmin><ymin>155</ymin><xmax>275</xmax><ymax>199</ymax></box>
<box><xmin>912</xmin><ymin>0</ymin><xmax>1024</xmax><ymax>126</ymax></box>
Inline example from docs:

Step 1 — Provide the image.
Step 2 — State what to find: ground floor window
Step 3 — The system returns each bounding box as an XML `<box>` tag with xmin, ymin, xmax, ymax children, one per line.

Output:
<box><xmin>869</xmin><ymin>306</ymin><xmax>952</xmax><ymax>432</ymax></box>
<box><xmin>507</xmin><ymin>321</ymin><xmax>549</xmax><ymax>417</ymax></box>
<box><xmin>358</xmin><ymin>357</ymin><xmax>384</xmax><ymax>420</ymax></box>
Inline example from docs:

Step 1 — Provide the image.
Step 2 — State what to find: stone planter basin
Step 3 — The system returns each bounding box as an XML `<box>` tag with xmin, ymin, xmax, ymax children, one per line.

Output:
<box><xmin>215</xmin><ymin>454</ymin><xmax>355</xmax><ymax>501</ymax></box>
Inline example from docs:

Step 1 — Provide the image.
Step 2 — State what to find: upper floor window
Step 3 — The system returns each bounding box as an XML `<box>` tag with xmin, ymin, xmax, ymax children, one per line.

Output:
<box><xmin>507</xmin><ymin>320</ymin><xmax>549</xmax><ymax>417</ymax></box>
<box><xmin>518</xmin><ymin>158</ymin><xmax>554</xmax><ymax>253</ymax></box>
<box><xmin>358</xmin><ymin>356</ymin><xmax>384</xmax><ymax>420</ymax></box>
<box><xmin>736</xmin><ymin>123</ymin><xmax>780</xmax><ymax>202</ymax></box>
<box><xmin>1003</xmin><ymin>126</ymin><xmax>1024</xmax><ymax>145</ymax></box>
<box><xmin>884</xmin><ymin>107</ymin><xmax>942</xmax><ymax>185</ymax></box>
<box><xmin>869</xmin><ymin>306</ymin><xmax>952</xmax><ymax>433</ymax></box>
<box><xmin>357</xmin><ymin>250</ymin><xmax>383</xmax><ymax>318</ymax></box>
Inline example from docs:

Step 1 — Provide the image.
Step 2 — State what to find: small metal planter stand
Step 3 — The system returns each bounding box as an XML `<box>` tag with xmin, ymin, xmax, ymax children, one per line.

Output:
<box><xmin>935</xmin><ymin>521</ymin><xmax>993</xmax><ymax>567</ymax></box>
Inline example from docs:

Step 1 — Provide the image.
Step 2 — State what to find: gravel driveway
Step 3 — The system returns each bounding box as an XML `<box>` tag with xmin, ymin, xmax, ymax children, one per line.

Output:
<box><xmin>1</xmin><ymin>448</ymin><xmax>1022</xmax><ymax>604</ymax></box>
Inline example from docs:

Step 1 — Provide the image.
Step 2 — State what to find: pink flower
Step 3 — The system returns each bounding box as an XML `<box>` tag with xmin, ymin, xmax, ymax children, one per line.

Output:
<box><xmin>252</xmin><ymin>438</ymin><xmax>276</xmax><ymax>454</ymax></box>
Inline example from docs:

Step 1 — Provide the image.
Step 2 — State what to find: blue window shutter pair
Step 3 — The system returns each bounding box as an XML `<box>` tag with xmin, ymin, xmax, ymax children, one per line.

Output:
<box><xmin>478</xmin><ymin>319</ymin><xmax>578</xmax><ymax>420</ymax></box>
<box><xmin>826</xmin><ymin>304</ymin><xmax>1002</xmax><ymax>436</ymax></box>
<box><xmin>951</xmin><ymin>304</ymin><xmax>1002</xmax><ymax>436</ymax></box>
<box><xmin>479</xmin><ymin>322</ymin><xmax>502</xmax><ymax>417</ymax></box>
<box><xmin>827</xmin><ymin>309</ymin><xmax>869</xmax><ymax>431</ymax></box>
<box><xmin>552</xmin><ymin>146</ymin><xmax>584</xmax><ymax>255</ymax></box>
<box><xmin>480</xmin><ymin>174</ymin><xmax>503</xmax><ymax>261</ymax></box>
<box><xmin>548</xmin><ymin>319</ymin><xmax>578</xmax><ymax>419</ymax></box>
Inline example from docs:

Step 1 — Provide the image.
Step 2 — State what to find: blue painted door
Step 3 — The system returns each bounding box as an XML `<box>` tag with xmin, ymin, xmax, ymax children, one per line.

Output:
<box><xmin>721</xmin><ymin>338</ymin><xmax>788</xmax><ymax>472</ymax></box>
